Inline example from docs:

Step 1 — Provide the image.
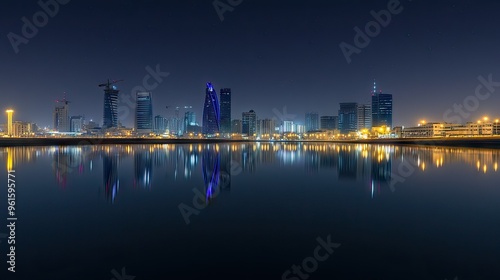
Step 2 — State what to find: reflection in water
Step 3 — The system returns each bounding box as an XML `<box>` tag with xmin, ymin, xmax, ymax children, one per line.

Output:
<box><xmin>202</xmin><ymin>145</ymin><xmax>220</xmax><ymax>201</ymax></box>
<box><xmin>1</xmin><ymin>143</ymin><xmax>499</xmax><ymax>203</ymax></box>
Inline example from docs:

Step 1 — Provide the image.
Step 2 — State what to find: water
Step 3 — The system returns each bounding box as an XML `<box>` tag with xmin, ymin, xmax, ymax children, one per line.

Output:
<box><xmin>0</xmin><ymin>143</ymin><xmax>499</xmax><ymax>280</ymax></box>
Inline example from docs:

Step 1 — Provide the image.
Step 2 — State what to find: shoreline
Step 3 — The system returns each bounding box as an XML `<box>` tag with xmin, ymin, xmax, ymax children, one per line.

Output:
<box><xmin>1</xmin><ymin>137</ymin><xmax>500</xmax><ymax>149</ymax></box>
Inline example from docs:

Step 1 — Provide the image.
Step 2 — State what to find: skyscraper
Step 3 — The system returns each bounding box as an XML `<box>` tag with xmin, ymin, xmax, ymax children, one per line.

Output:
<box><xmin>184</xmin><ymin>111</ymin><xmax>197</xmax><ymax>133</ymax></box>
<box><xmin>53</xmin><ymin>98</ymin><xmax>70</xmax><ymax>132</ymax></box>
<box><xmin>320</xmin><ymin>116</ymin><xmax>338</xmax><ymax>130</ymax></box>
<box><xmin>135</xmin><ymin>92</ymin><xmax>153</xmax><ymax>134</ymax></box>
<box><xmin>371</xmin><ymin>81</ymin><xmax>393</xmax><ymax>128</ymax></box>
<box><xmin>202</xmin><ymin>82</ymin><xmax>220</xmax><ymax>135</ymax></box>
<box><xmin>102</xmin><ymin>82</ymin><xmax>120</xmax><ymax>129</ymax></box>
<box><xmin>338</xmin><ymin>103</ymin><xmax>358</xmax><ymax>134</ymax></box>
<box><xmin>242</xmin><ymin>110</ymin><xmax>257</xmax><ymax>136</ymax></box>
<box><xmin>220</xmin><ymin>88</ymin><xmax>231</xmax><ymax>134</ymax></box>
<box><xmin>357</xmin><ymin>104</ymin><xmax>372</xmax><ymax>130</ymax></box>
<box><xmin>154</xmin><ymin>115</ymin><xmax>167</xmax><ymax>134</ymax></box>
<box><xmin>305</xmin><ymin>112</ymin><xmax>320</xmax><ymax>132</ymax></box>
<box><xmin>70</xmin><ymin>116</ymin><xmax>84</xmax><ymax>132</ymax></box>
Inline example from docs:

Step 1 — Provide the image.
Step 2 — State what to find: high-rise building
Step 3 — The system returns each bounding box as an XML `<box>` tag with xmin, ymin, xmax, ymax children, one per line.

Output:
<box><xmin>305</xmin><ymin>112</ymin><xmax>320</xmax><ymax>132</ymax></box>
<box><xmin>53</xmin><ymin>98</ymin><xmax>70</xmax><ymax>132</ymax></box>
<box><xmin>357</xmin><ymin>104</ymin><xmax>372</xmax><ymax>130</ymax></box>
<box><xmin>154</xmin><ymin>115</ymin><xmax>167</xmax><ymax>134</ymax></box>
<box><xmin>371</xmin><ymin>81</ymin><xmax>393</xmax><ymax>128</ymax></box>
<box><xmin>184</xmin><ymin>111</ymin><xmax>197</xmax><ymax>133</ymax></box>
<box><xmin>70</xmin><ymin>116</ymin><xmax>84</xmax><ymax>132</ymax></box>
<box><xmin>320</xmin><ymin>116</ymin><xmax>338</xmax><ymax>130</ymax></box>
<box><xmin>5</xmin><ymin>110</ymin><xmax>13</xmax><ymax>136</ymax></box>
<box><xmin>242</xmin><ymin>110</ymin><xmax>257</xmax><ymax>136</ymax></box>
<box><xmin>102</xmin><ymin>82</ymin><xmax>120</xmax><ymax>129</ymax></box>
<box><xmin>338</xmin><ymin>103</ymin><xmax>358</xmax><ymax>134</ymax></box>
<box><xmin>282</xmin><ymin>121</ymin><xmax>294</xmax><ymax>133</ymax></box>
<box><xmin>202</xmin><ymin>82</ymin><xmax>220</xmax><ymax>135</ymax></box>
<box><xmin>260</xmin><ymin>119</ymin><xmax>276</xmax><ymax>136</ymax></box>
<box><xmin>135</xmin><ymin>92</ymin><xmax>153</xmax><ymax>134</ymax></box>
<box><xmin>220</xmin><ymin>88</ymin><xmax>231</xmax><ymax>134</ymax></box>
<box><xmin>232</xmin><ymin>119</ymin><xmax>242</xmax><ymax>134</ymax></box>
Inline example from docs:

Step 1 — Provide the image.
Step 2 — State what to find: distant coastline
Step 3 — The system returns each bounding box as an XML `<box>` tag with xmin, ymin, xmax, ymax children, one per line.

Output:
<box><xmin>1</xmin><ymin>137</ymin><xmax>500</xmax><ymax>149</ymax></box>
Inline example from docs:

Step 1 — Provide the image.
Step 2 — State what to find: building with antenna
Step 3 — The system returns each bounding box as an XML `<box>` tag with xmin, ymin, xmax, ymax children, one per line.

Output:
<box><xmin>371</xmin><ymin>80</ymin><xmax>393</xmax><ymax>128</ymax></box>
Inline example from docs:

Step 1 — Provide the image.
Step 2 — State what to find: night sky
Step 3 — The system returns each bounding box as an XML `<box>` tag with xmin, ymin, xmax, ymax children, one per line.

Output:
<box><xmin>2</xmin><ymin>0</ymin><xmax>500</xmax><ymax>128</ymax></box>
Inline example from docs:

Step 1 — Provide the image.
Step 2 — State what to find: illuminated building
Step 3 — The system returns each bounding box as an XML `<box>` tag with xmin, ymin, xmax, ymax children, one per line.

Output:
<box><xmin>202</xmin><ymin>82</ymin><xmax>220</xmax><ymax>135</ymax></box>
<box><xmin>357</xmin><ymin>104</ymin><xmax>372</xmax><ymax>130</ymax></box>
<box><xmin>338</xmin><ymin>103</ymin><xmax>358</xmax><ymax>134</ymax></box>
<box><xmin>371</xmin><ymin>81</ymin><xmax>393</xmax><ymax>128</ymax></box>
<box><xmin>102</xmin><ymin>83</ymin><xmax>120</xmax><ymax>129</ymax></box>
<box><xmin>320</xmin><ymin>115</ymin><xmax>338</xmax><ymax>130</ymax></box>
<box><xmin>6</xmin><ymin>110</ymin><xmax>14</xmax><ymax>136</ymax></box>
<box><xmin>135</xmin><ymin>92</ymin><xmax>153</xmax><ymax>134</ymax></box>
<box><xmin>305</xmin><ymin>112</ymin><xmax>320</xmax><ymax>132</ymax></box>
<box><xmin>242</xmin><ymin>110</ymin><xmax>257</xmax><ymax>136</ymax></box>
<box><xmin>220</xmin><ymin>88</ymin><xmax>231</xmax><ymax>134</ymax></box>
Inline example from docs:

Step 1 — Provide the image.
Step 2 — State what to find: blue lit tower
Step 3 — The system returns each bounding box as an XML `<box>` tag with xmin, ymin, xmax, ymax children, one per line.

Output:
<box><xmin>371</xmin><ymin>80</ymin><xmax>393</xmax><ymax>128</ymax></box>
<box><xmin>202</xmin><ymin>82</ymin><xmax>221</xmax><ymax>135</ymax></box>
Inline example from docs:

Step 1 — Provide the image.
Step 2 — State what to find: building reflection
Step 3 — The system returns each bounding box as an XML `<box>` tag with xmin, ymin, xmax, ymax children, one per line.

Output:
<box><xmin>1</xmin><ymin>142</ymin><xmax>499</xmax><ymax>203</ymax></box>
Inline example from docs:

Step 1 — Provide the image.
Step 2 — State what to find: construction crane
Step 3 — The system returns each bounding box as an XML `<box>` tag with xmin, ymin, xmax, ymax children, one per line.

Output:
<box><xmin>98</xmin><ymin>79</ymin><xmax>124</xmax><ymax>89</ymax></box>
<box><xmin>55</xmin><ymin>92</ymin><xmax>70</xmax><ymax>105</ymax></box>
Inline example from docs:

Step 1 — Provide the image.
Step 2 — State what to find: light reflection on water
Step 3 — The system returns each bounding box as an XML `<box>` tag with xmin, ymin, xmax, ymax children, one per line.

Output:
<box><xmin>1</xmin><ymin>143</ymin><xmax>499</xmax><ymax>203</ymax></box>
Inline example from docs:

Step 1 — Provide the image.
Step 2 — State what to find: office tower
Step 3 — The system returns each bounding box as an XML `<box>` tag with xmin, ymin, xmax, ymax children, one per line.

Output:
<box><xmin>260</xmin><ymin>119</ymin><xmax>276</xmax><ymax>136</ymax></box>
<box><xmin>70</xmin><ymin>116</ymin><xmax>84</xmax><ymax>132</ymax></box>
<box><xmin>357</xmin><ymin>104</ymin><xmax>372</xmax><ymax>130</ymax></box>
<box><xmin>53</xmin><ymin>98</ymin><xmax>70</xmax><ymax>132</ymax></box>
<box><xmin>184</xmin><ymin>111</ymin><xmax>197</xmax><ymax>133</ymax></box>
<box><xmin>102</xmin><ymin>81</ymin><xmax>120</xmax><ymax>129</ymax></box>
<box><xmin>154</xmin><ymin>115</ymin><xmax>167</xmax><ymax>134</ymax></box>
<box><xmin>282</xmin><ymin>121</ymin><xmax>294</xmax><ymax>133</ymax></box>
<box><xmin>5</xmin><ymin>110</ymin><xmax>13</xmax><ymax>136</ymax></box>
<box><xmin>320</xmin><ymin>116</ymin><xmax>338</xmax><ymax>130</ymax></box>
<box><xmin>135</xmin><ymin>92</ymin><xmax>153</xmax><ymax>134</ymax></box>
<box><xmin>242</xmin><ymin>110</ymin><xmax>257</xmax><ymax>136</ymax></box>
<box><xmin>202</xmin><ymin>82</ymin><xmax>220</xmax><ymax>135</ymax></box>
<box><xmin>371</xmin><ymin>81</ymin><xmax>393</xmax><ymax>128</ymax></box>
<box><xmin>305</xmin><ymin>112</ymin><xmax>320</xmax><ymax>132</ymax></box>
<box><xmin>232</xmin><ymin>119</ymin><xmax>242</xmax><ymax>134</ymax></box>
<box><xmin>220</xmin><ymin>88</ymin><xmax>231</xmax><ymax>134</ymax></box>
<box><xmin>338</xmin><ymin>102</ymin><xmax>358</xmax><ymax>134</ymax></box>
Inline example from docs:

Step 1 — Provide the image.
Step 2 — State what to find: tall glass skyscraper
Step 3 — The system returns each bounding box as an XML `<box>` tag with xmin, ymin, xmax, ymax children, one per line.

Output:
<box><xmin>103</xmin><ymin>85</ymin><xmax>120</xmax><ymax>129</ymax></box>
<box><xmin>371</xmin><ymin>82</ymin><xmax>393</xmax><ymax>128</ymax></box>
<box><xmin>202</xmin><ymin>82</ymin><xmax>220</xmax><ymax>135</ymax></box>
<box><xmin>220</xmin><ymin>88</ymin><xmax>231</xmax><ymax>134</ymax></box>
<box><xmin>135</xmin><ymin>92</ymin><xmax>153</xmax><ymax>134</ymax></box>
<box><xmin>305</xmin><ymin>112</ymin><xmax>320</xmax><ymax>132</ymax></box>
<box><xmin>338</xmin><ymin>102</ymin><xmax>358</xmax><ymax>134</ymax></box>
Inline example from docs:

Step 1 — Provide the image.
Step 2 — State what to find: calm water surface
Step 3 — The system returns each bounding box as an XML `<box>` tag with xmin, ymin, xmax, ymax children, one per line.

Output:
<box><xmin>0</xmin><ymin>143</ymin><xmax>499</xmax><ymax>280</ymax></box>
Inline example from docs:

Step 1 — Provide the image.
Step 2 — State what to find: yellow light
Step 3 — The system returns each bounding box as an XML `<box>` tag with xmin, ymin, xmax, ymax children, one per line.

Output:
<box><xmin>483</xmin><ymin>117</ymin><xmax>489</xmax><ymax>121</ymax></box>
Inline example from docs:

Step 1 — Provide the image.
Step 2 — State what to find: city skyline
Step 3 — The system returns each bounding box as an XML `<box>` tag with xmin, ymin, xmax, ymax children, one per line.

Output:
<box><xmin>2</xmin><ymin>1</ymin><xmax>500</xmax><ymax>128</ymax></box>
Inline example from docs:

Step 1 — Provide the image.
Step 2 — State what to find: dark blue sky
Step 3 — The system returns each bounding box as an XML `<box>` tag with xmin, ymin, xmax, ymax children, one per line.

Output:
<box><xmin>2</xmin><ymin>0</ymin><xmax>500</xmax><ymax>128</ymax></box>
